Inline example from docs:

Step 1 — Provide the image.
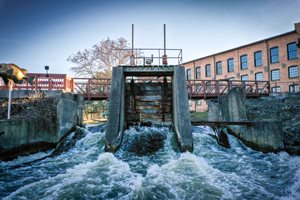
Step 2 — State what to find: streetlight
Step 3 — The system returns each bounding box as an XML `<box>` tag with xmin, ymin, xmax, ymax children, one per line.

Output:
<box><xmin>45</xmin><ymin>66</ymin><xmax>49</xmax><ymax>77</ymax></box>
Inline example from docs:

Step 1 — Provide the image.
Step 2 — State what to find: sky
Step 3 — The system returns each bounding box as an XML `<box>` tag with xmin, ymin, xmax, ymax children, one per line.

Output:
<box><xmin>0</xmin><ymin>0</ymin><xmax>300</xmax><ymax>75</ymax></box>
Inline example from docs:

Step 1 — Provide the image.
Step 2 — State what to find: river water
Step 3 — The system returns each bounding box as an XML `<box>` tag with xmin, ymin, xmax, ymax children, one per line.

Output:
<box><xmin>0</xmin><ymin>125</ymin><xmax>299</xmax><ymax>199</ymax></box>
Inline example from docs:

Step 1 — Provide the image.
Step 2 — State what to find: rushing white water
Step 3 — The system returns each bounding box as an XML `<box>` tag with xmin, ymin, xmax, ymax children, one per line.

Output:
<box><xmin>0</xmin><ymin>125</ymin><xmax>299</xmax><ymax>199</ymax></box>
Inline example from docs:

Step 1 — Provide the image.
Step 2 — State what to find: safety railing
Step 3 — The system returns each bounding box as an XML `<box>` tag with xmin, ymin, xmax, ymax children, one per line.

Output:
<box><xmin>0</xmin><ymin>73</ymin><xmax>73</xmax><ymax>91</ymax></box>
<box><xmin>72</xmin><ymin>78</ymin><xmax>111</xmax><ymax>100</ymax></box>
<box><xmin>186</xmin><ymin>79</ymin><xmax>270</xmax><ymax>99</ymax></box>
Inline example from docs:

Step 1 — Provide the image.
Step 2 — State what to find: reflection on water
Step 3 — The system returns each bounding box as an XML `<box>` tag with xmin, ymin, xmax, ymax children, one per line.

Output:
<box><xmin>0</xmin><ymin>125</ymin><xmax>299</xmax><ymax>199</ymax></box>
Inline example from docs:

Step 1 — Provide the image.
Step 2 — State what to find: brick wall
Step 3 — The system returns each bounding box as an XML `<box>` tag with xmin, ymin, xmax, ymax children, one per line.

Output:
<box><xmin>185</xmin><ymin>23</ymin><xmax>300</xmax><ymax>111</ymax></box>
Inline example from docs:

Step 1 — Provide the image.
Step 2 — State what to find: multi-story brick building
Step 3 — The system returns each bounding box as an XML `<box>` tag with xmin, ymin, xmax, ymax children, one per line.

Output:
<box><xmin>184</xmin><ymin>22</ymin><xmax>300</xmax><ymax>112</ymax></box>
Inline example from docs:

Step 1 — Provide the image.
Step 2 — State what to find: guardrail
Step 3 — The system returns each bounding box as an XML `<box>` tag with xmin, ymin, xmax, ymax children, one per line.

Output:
<box><xmin>0</xmin><ymin>73</ymin><xmax>73</xmax><ymax>91</ymax></box>
<box><xmin>1</xmin><ymin>74</ymin><xmax>276</xmax><ymax>100</ymax></box>
<box><xmin>186</xmin><ymin>79</ymin><xmax>270</xmax><ymax>99</ymax></box>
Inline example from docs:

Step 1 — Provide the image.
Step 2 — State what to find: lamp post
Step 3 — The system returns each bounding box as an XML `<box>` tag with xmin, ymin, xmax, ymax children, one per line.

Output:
<box><xmin>45</xmin><ymin>66</ymin><xmax>49</xmax><ymax>77</ymax></box>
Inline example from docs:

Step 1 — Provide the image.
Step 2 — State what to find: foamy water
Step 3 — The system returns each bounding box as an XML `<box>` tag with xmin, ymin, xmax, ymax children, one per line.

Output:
<box><xmin>0</xmin><ymin>125</ymin><xmax>299</xmax><ymax>199</ymax></box>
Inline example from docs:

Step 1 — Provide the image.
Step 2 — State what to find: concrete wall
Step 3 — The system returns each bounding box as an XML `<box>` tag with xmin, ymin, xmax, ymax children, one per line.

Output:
<box><xmin>173</xmin><ymin>66</ymin><xmax>193</xmax><ymax>152</ymax></box>
<box><xmin>105</xmin><ymin>67</ymin><xmax>125</xmax><ymax>152</ymax></box>
<box><xmin>0</xmin><ymin>92</ymin><xmax>83</xmax><ymax>160</ymax></box>
<box><xmin>208</xmin><ymin>87</ymin><xmax>284</xmax><ymax>152</ymax></box>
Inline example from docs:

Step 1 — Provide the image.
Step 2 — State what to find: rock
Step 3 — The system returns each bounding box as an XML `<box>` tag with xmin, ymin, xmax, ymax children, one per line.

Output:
<box><xmin>51</xmin><ymin>126</ymin><xmax>87</xmax><ymax>156</ymax></box>
<box><xmin>128</xmin><ymin>130</ymin><xmax>167</xmax><ymax>156</ymax></box>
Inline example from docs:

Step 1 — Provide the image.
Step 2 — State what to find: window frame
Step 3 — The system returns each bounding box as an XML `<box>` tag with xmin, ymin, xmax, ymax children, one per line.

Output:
<box><xmin>271</xmin><ymin>69</ymin><xmax>280</xmax><ymax>81</ymax></box>
<box><xmin>288</xmin><ymin>65</ymin><xmax>299</xmax><ymax>79</ymax></box>
<box><xmin>287</xmin><ymin>42</ymin><xmax>298</xmax><ymax>60</ymax></box>
<box><xmin>241</xmin><ymin>74</ymin><xmax>248</xmax><ymax>81</ymax></box>
<box><xmin>255</xmin><ymin>72</ymin><xmax>263</xmax><ymax>81</ymax></box>
<box><xmin>271</xmin><ymin>86</ymin><xmax>281</xmax><ymax>93</ymax></box>
<box><xmin>254</xmin><ymin>51</ymin><xmax>262</xmax><ymax>67</ymax></box>
<box><xmin>289</xmin><ymin>84</ymin><xmax>299</xmax><ymax>93</ymax></box>
<box><xmin>216</xmin><ymin>61</ymin><xmax>222</xmax><ymax>75</ymax></box>
<box><xmin>227</xmin><ymin>58</ymin><xmax>234</xmax><ymax>72</ymax></box>
<box><xmin>240</xmin><ymin>54</ymin><xmax>248</xmax><ymax>70</ymax></box>
<box><xmin>195</xmin><ymin>66</ymin><xmax>201</xmax><ymax>79</ymax></box>
<box><xmin>270</xmin><ymin>46</ymin><xmax>279</xmax><ymax>63</ymax></box>
<box><xmin>205</xmin><ymin>64</ymin><xmax>211</xmax><ymax>77</ymax></box>
<box><xmin>186</xmin><ymin>69</ymin><xmax>192</xmax><ymax>80</ymax></box>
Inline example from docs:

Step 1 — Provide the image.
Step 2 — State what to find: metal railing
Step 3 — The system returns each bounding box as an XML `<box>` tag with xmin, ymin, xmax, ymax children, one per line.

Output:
<box><xmin>186</xmin><ymin>79</ymin><xmax>270</xmax><ymax>99</ymax></box>
<box><xmin>0</xmin><ymin>73</ymin><xmax>73</xmax><ymax>91</ymax></box>
<box><xmin>1</xmin><ymin>74</ymin><xmax>275</xmax><ymax>100</ymax></box>
<box><xmin>72</xmin><ymin>78</ymin><xmax>111</xmax><ymax>100</ymax></box>
<box><xmin>122</xmin><ymin>48</ymin><xmax>183</xmax><ymax>66</ymax></box>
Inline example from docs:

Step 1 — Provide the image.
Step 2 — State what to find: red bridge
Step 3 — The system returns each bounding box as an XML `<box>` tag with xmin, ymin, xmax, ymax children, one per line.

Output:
<box><xmin>0</xmin><ymin>73</ymin><xmax>270</xmax><ymax>100</ymax></box>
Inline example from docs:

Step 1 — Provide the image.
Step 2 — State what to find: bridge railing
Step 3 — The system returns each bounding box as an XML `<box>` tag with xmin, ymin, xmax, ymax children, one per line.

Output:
<box><xmin>72</xmin><ymin>78</ymin><xmax>111</xmax><ymax>100</ymax></box>
<box><xmin>0</xmin><ymin>73</ymin><xmax>73</xmax><ymax>91</ymax></box>
<box><xmin>187</xmin><ymin>79</ymin><xmax>270</xmax><ymax>99</ymax></box>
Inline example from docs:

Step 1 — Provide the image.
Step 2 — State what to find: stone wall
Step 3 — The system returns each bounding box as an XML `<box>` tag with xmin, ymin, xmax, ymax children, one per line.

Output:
<box><xmin>0</xmin><ymin>92</ymin><xmax>83</xmax><ymax>160</ymax></box>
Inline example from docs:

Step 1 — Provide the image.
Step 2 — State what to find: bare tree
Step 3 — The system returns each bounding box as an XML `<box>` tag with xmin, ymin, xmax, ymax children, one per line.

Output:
<box><xmin>68</xmin><ymin>37</ymin><xmax>132</xmax><ymax>78</ymax></box>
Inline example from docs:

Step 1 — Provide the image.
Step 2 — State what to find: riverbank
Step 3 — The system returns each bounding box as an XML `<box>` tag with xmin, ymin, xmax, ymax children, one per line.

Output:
<box><xmin>246</xmin><ymin>93</ymin><xmax>300</xmax><ymax>154</ymax></box>
<box><xmin>208</xmin><ymin>88</ymin><xmax>300</xmax><ymax>155</ymax></box>
<box><xmin>0</xmin><ymin>92</ymin><xmax>83</xmax><ymax>160</ymax></box>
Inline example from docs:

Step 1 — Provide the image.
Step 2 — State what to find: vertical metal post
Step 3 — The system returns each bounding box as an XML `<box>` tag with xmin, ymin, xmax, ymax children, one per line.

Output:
<box><xmin>162</xmin><ymin>24</ymin><xmax>168</xmax><ymax>65</ymax></box>
<box><xmin>130</xmin><ymin>24</ymin><xmax>135</xmax><ymax>65</ymax></box>
<box><xmin>7</xmin><ymin>80</ymin><xmax>13</xmax><ymax>119</ymax></box>
<box><xmin>164</xmin><ymin>24</ymin><xmax>166</xmax><ymax>56</ymax></box>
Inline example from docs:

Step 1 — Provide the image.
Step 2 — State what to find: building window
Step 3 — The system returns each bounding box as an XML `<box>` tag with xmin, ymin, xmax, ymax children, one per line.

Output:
<box><xmin>241</xmin><ymin>75</ymin><xmax>248</xmax><ymax>81</ymax></box>
<box><xmin>206</xmin><ymin>81</ymin><xmax>212</xmax><ymax>91</ymax></box>
<box><xmin>254</xmin><ymin>51</ymin><xmax>262</xmax><ymax>67</ymax></box>
<box><xmin>216</xmin><ymin>61</ymin><xmax>222</xmax><ymax>75</ymax></box>
<box><xmin>272</xmin><ymin>86</ymin><xmax>281</xmax><ymax>93</ymax></box>
<box><xmin>227</xmin><ymin>58</ymin><xmax>234</xmax><ymax>72</ymax></box>
<box><xmin>288</xmin><ymin>66</ymin><xmax>299</xmax><ymax>78</ymax></box>
<box><xmin>240</xmin><ymin>55</ymin><xmax>248</xmax><ymax>70</ymax></box>
<box><xmin>195</xmin><ymin>84</ymin><xmax>201</xmax><ymax>93</ymax></box>
<box><xmin>205</xmin><ymin>64</ymin><xmax>211</xmax><ymax>77</ymax></box>
<box><xmin>289</xmin><ymin>84</ymin><xmax>299</xmax><ymax>93</ymax></box>
<box><xmin>287</xmin><ymin>42</ymin><xmax>298</xmax><ymax>60</ymax></box>
<box><xmin>271</xmin><ymin>69</ymin><xmax>280</xmax><ymax>81</ymax></box>
<box><xmin>195</xmin><ymin>66</ymin><xmax>201</xmax><ymax>79</ymax></box>
<box><xmin>196</xmin><ymin>100</ymin><xmax>202</xmax><ymax>106</ymax></box>
<box><xmin>186</xmin><ymin>69</ymin><xmax>192</xmax><ymax>80</ymax></box>
<box><xmin>255</xmin><ymin>72</ymin><xmax>263</xmax><ymax>81</ymax></box>
<box><xmin>270</xmin><ymin>47</ymin><xmax>279</xmax><ymax>63</ymax></box>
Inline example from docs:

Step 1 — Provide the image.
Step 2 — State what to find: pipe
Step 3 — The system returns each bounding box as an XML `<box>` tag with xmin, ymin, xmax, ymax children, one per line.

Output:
<box><xmin>132</xmin><ymin>24</ymin><xmax>134</xmax><ymax>55</ymax></box>
<box><xmin>130</xmin><ymin>24</ymin><xmax>135</xmax><ymax>65</ymax></box>
<box><xmin>162</xmin><ymin>24</ymin><xmax>168</xmax><ymax>65</ymax></box>
<box><xmin>7</xmin><ymin>80</ymin><xmax>13</xmax><ymax>119</ymax></box>
<box><xmin>164</xmin><ymin>24</ymin><xmax>166</xmax><ymax>56</ymax></box>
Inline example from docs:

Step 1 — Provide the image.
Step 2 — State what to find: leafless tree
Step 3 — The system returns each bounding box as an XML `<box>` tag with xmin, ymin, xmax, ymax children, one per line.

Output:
<box><xmin>68</xmin><ymin>37</ymin><xmax>132</xmax><ymax>78</ymax></box>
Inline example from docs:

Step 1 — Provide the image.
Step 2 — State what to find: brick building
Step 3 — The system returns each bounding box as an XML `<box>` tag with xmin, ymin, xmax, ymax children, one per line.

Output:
<box><xmin>184</xmin><ymin>22</ymin><xmax>300</xmax><ymax>112</ymax></box>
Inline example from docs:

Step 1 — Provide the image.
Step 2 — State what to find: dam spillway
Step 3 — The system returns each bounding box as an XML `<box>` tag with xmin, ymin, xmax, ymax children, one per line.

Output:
<box><xmin>105</xmin><ymin>65</ymin><xmax>193</xmax><ymax>152</ymax></box>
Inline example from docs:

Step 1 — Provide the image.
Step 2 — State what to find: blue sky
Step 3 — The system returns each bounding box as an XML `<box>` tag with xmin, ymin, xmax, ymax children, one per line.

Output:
<box><xmin>0</xmin><ymin>0</ymin><xmax>300</xmax><ymax>75</ymax></box>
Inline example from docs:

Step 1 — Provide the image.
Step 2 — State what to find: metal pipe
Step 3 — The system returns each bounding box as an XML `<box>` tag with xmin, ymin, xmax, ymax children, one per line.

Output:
<box><xmin>164</xmin><ymin>24</ymin><xmax>166</xmax><ymax>55</ymax></box>
<box><xmin>162</xmin><ymin>24</ymin><xmax>168</xmax><ymax>65</ymax></box>
<box><xmin>130</xmin><ymin>24</ymin><xmax>135</xmax><ymax>65</ymax></box>
<box><xmin>132</xmin><ymin>24</ymin><xmax>134</xmax><ymax>55</ymax></box>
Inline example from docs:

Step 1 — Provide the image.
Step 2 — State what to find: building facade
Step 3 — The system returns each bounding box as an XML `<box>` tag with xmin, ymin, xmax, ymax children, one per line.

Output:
<box><xmin>184</xmin><ymin>23</ymin><xmax>300</xmax><ymax>112</ymax></box>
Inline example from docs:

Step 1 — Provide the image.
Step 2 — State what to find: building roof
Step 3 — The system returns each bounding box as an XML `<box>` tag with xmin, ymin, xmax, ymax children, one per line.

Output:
<box><xmin>183</xmin><ymin>30</ymin><xmax>297</xmax><ymax>65</ymax></box>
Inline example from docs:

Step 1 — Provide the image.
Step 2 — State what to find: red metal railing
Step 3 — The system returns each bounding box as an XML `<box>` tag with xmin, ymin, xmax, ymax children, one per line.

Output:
<box><xmin>186</xmin><ymin>79</ymin><xmax>270</xmax><ymax>99</ymax></box>
<box><xmin>72</xmin><ymin>78</ymin><xmax>111</xmax><ymax>100</ymax></box>
<box><xmin>0</xmin><ymin>73</ymin><xmax>272</xmax><ymax>100</ymax></box>
<box><xmin>0</xmin><ymin>73</ymin><xmax>73</xmax><ymax>91</ymax></box>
